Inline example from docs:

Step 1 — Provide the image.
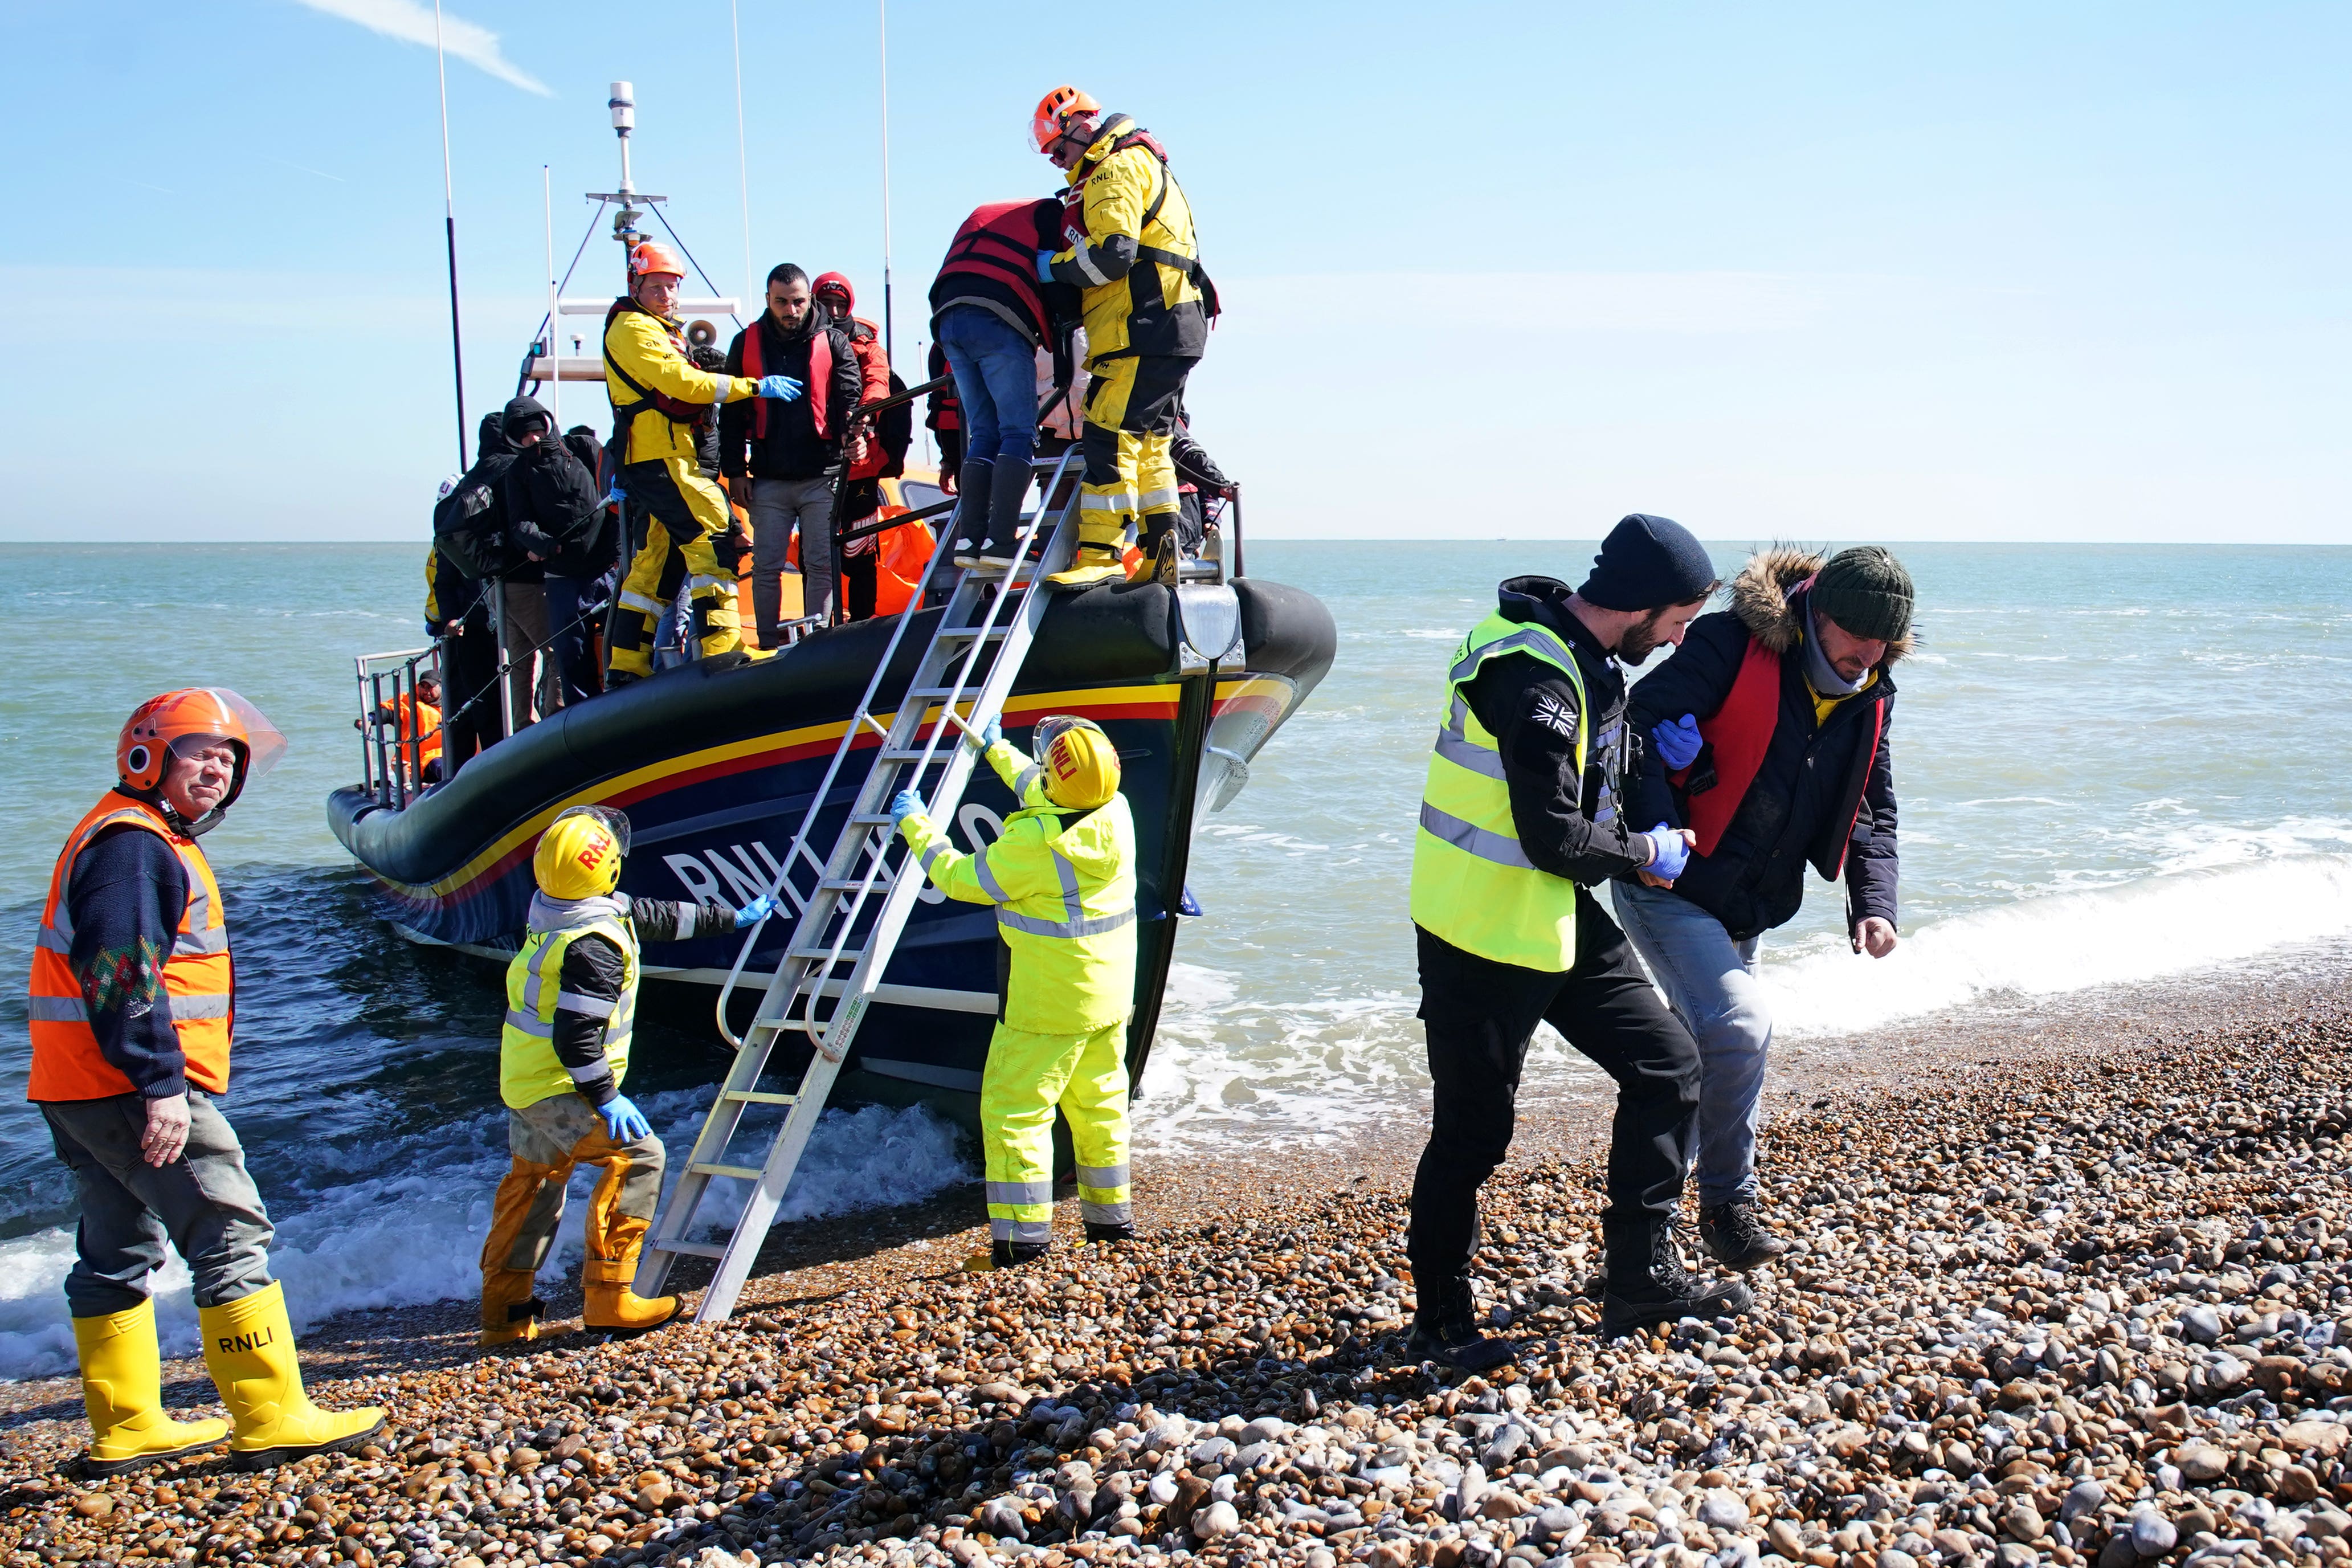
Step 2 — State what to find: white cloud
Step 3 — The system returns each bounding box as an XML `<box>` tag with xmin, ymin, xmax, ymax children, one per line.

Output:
<box><xmin>289</xmin><ymin>0</ymin><xmax>552</xmax><ymax>96</ymax></box>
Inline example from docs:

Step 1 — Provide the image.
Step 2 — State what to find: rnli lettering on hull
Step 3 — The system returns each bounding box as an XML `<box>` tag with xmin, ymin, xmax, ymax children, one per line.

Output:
<box><xmin>661</xmin><ymin>806</ymin><xmax>1007</xmax><ymax>909</ymax></box>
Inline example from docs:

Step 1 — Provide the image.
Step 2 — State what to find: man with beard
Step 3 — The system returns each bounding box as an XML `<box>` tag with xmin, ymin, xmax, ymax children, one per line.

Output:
<box><xmin>1405</xmin><ymin>514</ymin><xmax>1751</xmax><ymax>1364</ymax></box>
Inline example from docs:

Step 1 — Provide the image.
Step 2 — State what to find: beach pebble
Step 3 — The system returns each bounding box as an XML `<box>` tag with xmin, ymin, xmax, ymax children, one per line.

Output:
<box><xmin>2180</xmin><ymin>1304</ymin><xmax>2226</xmax><ymax>1345</ymax></box>
<box><xmin>1699</xmin><ymin>1490</ymin><xmax>1750</xmax><ymax>1530</ymax></box>
<box><xmin>2060</xmin><ymin>1480</ymin><xmax>2105</xmax><ymax>1524</ymax></box>
<box><xmin>2176</xmin><ymin>1441</ymin><xmax>2231</xmax><ymax>1482</ymax></box>
<box><xmin>1193</xmin><ymin>1500</ymin><xmax>1242</xmax><ymax>1539</ymax></box>
<box><xmin>2004</xmin><ymin>1503</ymin><xmax>2046</xmax><ymax>1542</ymax></box>
<box><xmin>2131</xmin><ymin>1506</ymin><xmax>2178</xmax><ymax>1556</ymax></box>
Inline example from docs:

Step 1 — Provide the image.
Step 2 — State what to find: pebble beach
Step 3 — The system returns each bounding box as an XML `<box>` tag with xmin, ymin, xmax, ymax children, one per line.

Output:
<box><xmin>7</xmin><ymin>976</ymin><xmax>2352</xmax><ymax>1568</ymax></box>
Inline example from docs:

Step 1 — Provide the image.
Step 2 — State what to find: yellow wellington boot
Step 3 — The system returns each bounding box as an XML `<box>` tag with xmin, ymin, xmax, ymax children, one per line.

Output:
<box><xmin>581</xmin><ymin>1252</ymin><xmax>683</xmax><ymax>1336</ymax></box>
<box><xmin>71</xmin><ymin>1300</ymin><xmax>229</xmax><ymax>1477</ymax></box>
<box><xmin>479</xmin><ymin>1268</ymin><xmax>547</xmax><ymax>1348</ymax></box>
<box><xmin>1047</xmin><ymin>545</ymin><xmax>1127</xmax><ymax>590</ymax></box>
<box><xmin>197</xmin><ymin>1283</ymin><xmax>385</xmax><ymax>1471</ymax></box>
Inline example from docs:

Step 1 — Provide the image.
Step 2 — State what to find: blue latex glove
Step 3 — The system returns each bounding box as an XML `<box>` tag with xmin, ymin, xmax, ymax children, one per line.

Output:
<box><xmin>971</xmin><ymin>714</ymin><xmax>1003</xmax><ymax>750</ymax></box>
<box><xmin>1035</xmin><ymin>249</ymin><xmax>1056</xmax><ymax>283</ymax></box>
<box><xmin>602</xmin><ymin>481</ymin><xmax>624</xmax><ymax>507</ymax></box>
<box><xmin>1653</xmin><ymin>713</ymin><xmax>1703</xmax><ymax>771</ymax></box>
<box><xmin>599</xmin><ymin>1094</ymin><xmax>652</xmax><ymax>1144</ymax></box>
<box><xmin>889</xmin><ymin>789</ymin><xmax>922</xmax><ymax>830</ymax></box>
<box><xmin>734</xmin><ymin>893</ymin><xmax>775</xmax><ymax>929</ymax></box>
<box><xmin>1643</xmin><ymin>823</ymin><xmax>1693</xmax><ymax>881</ymax></box>
<box><xmin>756</xmin><ymin>374</ymin><xmax>805</xmax><ymax>402</ymax></box>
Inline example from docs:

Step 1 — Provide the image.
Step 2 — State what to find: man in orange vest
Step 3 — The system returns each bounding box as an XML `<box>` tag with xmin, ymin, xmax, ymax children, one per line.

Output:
<box><xmin>28</xmin><ymin>691</ymin><xmax>385</xmax><ymax>1473</ymax></box>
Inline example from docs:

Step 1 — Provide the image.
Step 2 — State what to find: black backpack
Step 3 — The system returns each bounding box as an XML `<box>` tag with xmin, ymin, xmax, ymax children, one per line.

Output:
<box><xmin>431</xmin><ymin>453</ymin><xmax>519</xmax><ymax>579</ymax></box>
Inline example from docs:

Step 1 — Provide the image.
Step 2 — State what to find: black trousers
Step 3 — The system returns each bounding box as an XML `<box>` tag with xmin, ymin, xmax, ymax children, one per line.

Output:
<box><xmin>1407</xmin><ymin>888</ymin><xmax>1700</xmax><ymax>1288</ymax></box>
<box><xmin>439</xmin><ymin>608</ymin><xmax>499</xmax><ymax>770</ymax></box>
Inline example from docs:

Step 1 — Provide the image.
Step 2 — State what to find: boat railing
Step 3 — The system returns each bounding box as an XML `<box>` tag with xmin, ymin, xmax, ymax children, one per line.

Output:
<box><xmin>352</xmin><ymin>646</ymin><xmax>439</xmax><ymax>811</ymax></box>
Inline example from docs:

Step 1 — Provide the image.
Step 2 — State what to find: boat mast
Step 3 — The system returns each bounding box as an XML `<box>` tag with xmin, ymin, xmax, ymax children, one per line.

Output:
<box><xmin>431</xmin><ymin>0</ymin><xmax>467</xmax><ymax>469</ymax></box>
<box><xmin>594</xmin><ymin>80</ymin><xmax>664</xmax><ymax>277</ymax></box>
<box><xmin>878</xmin><ymin>0</ymin><xmax>895</xmax><ymax>365</ymax></box>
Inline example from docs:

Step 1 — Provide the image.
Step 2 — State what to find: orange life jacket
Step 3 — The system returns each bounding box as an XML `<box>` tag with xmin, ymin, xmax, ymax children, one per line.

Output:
<box><xmin>27</xmin><ymin>791</ymin><xmax>234</xmax><ymax>1101</ymax></box>
<box><xmin>387</xmin><ymin>693</ymin><xmax>443</xmax><ymax>770</ymax></box>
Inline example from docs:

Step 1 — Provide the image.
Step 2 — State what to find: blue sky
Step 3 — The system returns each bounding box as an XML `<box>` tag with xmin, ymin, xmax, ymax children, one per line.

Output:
<box><xmin>9</xmin><ymin>1</ymin><xmax>2347</xmax><ymax>542</ymax></box>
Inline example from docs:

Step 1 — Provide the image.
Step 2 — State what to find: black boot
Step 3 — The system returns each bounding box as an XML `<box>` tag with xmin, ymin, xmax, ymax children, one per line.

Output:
<box><xmin>963</xmin><ymin>1239</ymin><xmax>1051</xmax><ymax>1272</ymax></box>
<box><xmin>1700</xmin><ymin>1200</ymin><xmax>1790</xmax><ymax>1271</ymax></box>
<box><xmin>1403</xmin><ymin>1275</ymin><xmax>1516</xmax><ymax>1372</ymax></box>
<box><xmin>1084</xmin><ymin>1222</ymin><xmax>1137</xmax><ymax>1244</ymax></box>
<box><xmin>1599</xmin><ymin>1219</ymin><xmax>1753</xmax><ymax>1337</ymax></box>
<box><xmin>951</xmin><ymin>459</ymin><xmax>996</xmax><ymax>567</ymax></box>
<box><xmin>978</xmin><ymin>456</ymin><xmax>1035</xmax><ymax>566</ymax></box>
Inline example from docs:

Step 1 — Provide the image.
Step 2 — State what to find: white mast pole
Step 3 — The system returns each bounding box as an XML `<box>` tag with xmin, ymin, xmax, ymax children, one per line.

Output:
<box><xmin>878</xmin><ymin>0</ymin><xmax>895</xmax><ymax>365</ymax></box>
<box><xmin>732</xmin><ymin>0</ymin><xmax>754</xmax><ymax>312</ymax></box>
<box><xmin>544</xmin><ymin>164</ymin><xmax>561</xmax><ymax>427</ymax></box>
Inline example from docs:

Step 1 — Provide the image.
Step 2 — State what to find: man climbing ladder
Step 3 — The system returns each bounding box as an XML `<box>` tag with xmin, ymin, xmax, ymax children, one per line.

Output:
<box><xmin>1032</xmin><ymin>86</ymin><xmax>1215</xmax><ymax>587</ymax></box>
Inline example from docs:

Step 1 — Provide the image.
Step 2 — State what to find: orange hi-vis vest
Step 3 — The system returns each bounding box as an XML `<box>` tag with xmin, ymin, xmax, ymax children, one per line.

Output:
<box><xmin>27</xmin><ymin>791</ymin><xmax>234</xmax><ymax>1101</ymax></box>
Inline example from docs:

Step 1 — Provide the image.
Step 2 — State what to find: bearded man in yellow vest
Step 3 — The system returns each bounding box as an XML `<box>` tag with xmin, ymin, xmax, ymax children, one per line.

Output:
<box><xmin>893</xmin><ymin>716</ymin><xmax>1138</xmax><ymax>1268</ymax></box>
<box><xmin>28</xmin><ymin>691</ymin><xmax>385</xmax><ymax>1473</ymax></box>
<box><xmin>480</xmin><ymin>806</ymin><xmax>773</xmax><ymax>1344</ymax></box>
<box><xmin>1407</xmin><ymin>515</ymin><xmax>1755</xmax><ymax>1362</ymax></box>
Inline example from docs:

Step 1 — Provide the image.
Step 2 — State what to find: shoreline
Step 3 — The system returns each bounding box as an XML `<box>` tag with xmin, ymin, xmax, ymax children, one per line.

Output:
<box><xmin>5</xmin><ymin>957</ymin><xmax>2352</xmax><ymax>1568</ymax></box>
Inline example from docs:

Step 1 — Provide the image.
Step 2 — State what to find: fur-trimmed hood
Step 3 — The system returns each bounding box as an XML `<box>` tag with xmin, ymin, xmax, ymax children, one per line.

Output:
<box><xmin>1729</xmin><ymin>547</ymin><xmax>1912</xmax><ymax>665</ymax></box>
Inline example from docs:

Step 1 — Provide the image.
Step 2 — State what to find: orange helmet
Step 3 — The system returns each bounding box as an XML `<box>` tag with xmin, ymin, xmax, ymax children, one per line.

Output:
<box><xmin>628</xmin><ymin>240</ymin><xmax>686</xmax><ymax>282</ymax></box>
<box><xmin>1030</xmin><ymin>85</ymin><xmax>1100</xmax><ymax>154</ymax></box>
<box><xmin>117</xmin><ymin>689</ymin><xmax>287</xmax><ymax>812</ymax></box>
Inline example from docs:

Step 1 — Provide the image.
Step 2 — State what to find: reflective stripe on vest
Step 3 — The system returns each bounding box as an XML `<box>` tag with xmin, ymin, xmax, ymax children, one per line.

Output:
<box><xmin>1408</xmin><ymin>612</ymin><xmax>1588</xmax><ymax>973</ymax></box>
<box><xmin>498</xmin><ymin>901</ymin><xmax>639</xmax><ymax>1111</ymax></box>
<box><xmin>27</xmin><ymin>791</ymin><xmax>234</xmax><ymax>1100</ymax></box>
<box><xmin>980</xmin><ymin>805</ymin><xmax>1139</xmax><ymax>940</ymax></box>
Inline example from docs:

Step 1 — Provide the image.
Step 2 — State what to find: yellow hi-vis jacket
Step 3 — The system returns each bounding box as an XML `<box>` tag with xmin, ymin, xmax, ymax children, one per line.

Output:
<box><xmin>1408</xmin><ymin>612</ymin><xmax>1589</xmax><ymax>973</ymax></box>
<box><xmin>1048</xmin><ymin>115</ymin><xmax>1208</xmax><ymax>365</ymax></box>
<box><xmin>899</xmin><ymin>739</ymin><xmax>1138</xmax><ymax>1034</ymax></box>
<box><xmin>500</xmin><ymin>895</ymin><xmax>638</xmax><ymax>1110</ymax></box>
<box><xmin>603</xmin><ymin>303</ymin><xmax>758</xmax><ymax>465</ymax></box>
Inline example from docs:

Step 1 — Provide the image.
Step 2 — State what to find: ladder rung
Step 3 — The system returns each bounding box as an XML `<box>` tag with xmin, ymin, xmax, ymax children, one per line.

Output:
<box><xmin>818</xmin><ymin>876</ymin><xmax>877</xmax><ymax>892</ymax></box>
<box><xmin>656</xmin><ymin>1239</ymin><xmax>727</xmax><ymax>1259</ymax></box>
<box><xmin>936</xmin><ymin>625</ymin><xmax>1010</xmax><ymax>640</ymax></box>
<box><xmin>790</xmin><ymin>945</ymin><xmax>867</xmax><ymax>962</ymax></box>
<box><xmin>722</xmin><ymin>1090</ymin><xmax>799</xmax><ymax>1106</ymax></box>
<box><xmin>689</xmin><ymin>1162</ymin><xmax>766</xmax><ymax>1181</ymax></box>
<box><xmin>905</xmin><ymin>685</ymin><xmax>971</xmax><ymax>700</ymax></box>
<box><xmin>876</xmin><ymin>748</ymin><xmax>943</xmax><ymax>762</ymax></box>
<box><xmin>848</xmin><ymin>812</ymin><xmax>895</xmax><ymax>826</ymax></box>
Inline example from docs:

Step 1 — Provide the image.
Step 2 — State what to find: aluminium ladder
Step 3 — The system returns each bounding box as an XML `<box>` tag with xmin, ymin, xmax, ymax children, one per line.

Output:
<box><xmin>635</xmin><ymin>447</ymin><xmax>1083</xmax><ymax>1322</ymax></box>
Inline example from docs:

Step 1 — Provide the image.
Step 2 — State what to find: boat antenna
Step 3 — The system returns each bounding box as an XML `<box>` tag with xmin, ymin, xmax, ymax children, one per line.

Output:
<box><xmin>877</xmin><ymin>0</ymin><xmax>895</xmax><ymax>365</ymax></box>
<box><xmin>730</xmin><ymin>0</ymin><xmax>754</xmax><ymax>311</ymax></box>
<box><xmin>431</xmin><ymin>0</ymin><xmax>467</xmax><ymax>469</ymax></box>
<box><xmin>601</xmin><ymin>80</ymin><xmax>656</xmax><ymax>275</ymax></box>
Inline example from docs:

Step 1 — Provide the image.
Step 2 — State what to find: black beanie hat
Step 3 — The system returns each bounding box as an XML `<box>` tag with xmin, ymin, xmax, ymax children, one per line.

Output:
<box><xmin>1576</xmin><ymin>514</ymin><xmax>1718</xmax><ymax>611</ymax></box>
<box><xmin>1811</xmin><ymin>546</ymin><xmax>1913</xmax><ymax>643</ymax></box>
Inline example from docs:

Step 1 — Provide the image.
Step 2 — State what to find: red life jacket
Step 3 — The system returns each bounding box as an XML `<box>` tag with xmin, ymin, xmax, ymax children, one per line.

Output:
<box><xmin>938</xmin><ymin>199</ymin><xmax>1058</xmax><ymax>343</ymax></box>
<box><xmin>603</xmin><ymin>299</ymin><xmax>716</xmax><ymax>459</ymax></box>
<box><xmin>1669</xmin><ymin>579</ymin><xmax>1887</xmax><ymax>879</ymax></box>
<box><xmin>737</xmin><ymin>316</ymin><xmax>834</xmax><ymax>442</ymax></box>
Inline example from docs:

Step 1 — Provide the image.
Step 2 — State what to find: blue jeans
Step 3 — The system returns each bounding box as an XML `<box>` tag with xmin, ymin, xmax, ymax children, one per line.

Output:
<box><xmin>938</xmin><ymin>307</ymin><xmax>1039</xmax><ymax>526</ymax></box>
<box><xmin>1609</xmin><ymin>880</ymin><xmax>1769</xmax><ymax>1207</ymax></box>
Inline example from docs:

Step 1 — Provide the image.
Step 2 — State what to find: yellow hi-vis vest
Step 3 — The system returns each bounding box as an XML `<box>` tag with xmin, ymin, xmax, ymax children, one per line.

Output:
<box><xmin>499</xmin><ymin>897</ymin><xmax>639</xmax><ymax>1111</ymax></box>
<box><xmin>1409</xmin><ymin>611</ymin><xmax>1589</xmax><ymax>973</ymax></box>
<box><xmin>904</xmin><ymin>766</ymin><xmax>1140</xmax><ymax>1035</ymax></box>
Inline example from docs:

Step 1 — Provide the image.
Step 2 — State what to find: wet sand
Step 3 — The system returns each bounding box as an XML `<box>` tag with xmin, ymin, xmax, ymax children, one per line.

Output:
<box><xmin>5</xmin><ymin>953</ymin><xmax>2351</xmax><ymax>1568</ymax></box>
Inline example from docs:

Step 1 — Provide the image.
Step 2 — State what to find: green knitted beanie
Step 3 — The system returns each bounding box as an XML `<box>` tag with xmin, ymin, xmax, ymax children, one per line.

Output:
<box><xmin>1811</xmin><ymin>546</ymin><xmax>1913</xmax><ymax>643</ymax></box>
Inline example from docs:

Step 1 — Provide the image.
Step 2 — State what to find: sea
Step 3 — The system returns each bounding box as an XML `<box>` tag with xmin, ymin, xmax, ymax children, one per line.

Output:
<box><xmin>1</xmin><ymin>540</ymin><xmax>2347</xmax><ymax>1378</ymax></box>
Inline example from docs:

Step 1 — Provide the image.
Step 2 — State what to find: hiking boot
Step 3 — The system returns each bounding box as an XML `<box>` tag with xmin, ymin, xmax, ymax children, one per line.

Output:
<box><xmin>1403</xmin><ymin>1275</ymin><xmax>1516</xmax><ymax>1373</ymax></box>
<box><xmin>1700</xmin><ymin>1200</ymin><xmax>1790</xmax><ymax>1271</ymax></box>
<box><xmin>1599</xmin><ymin>1220</ymin><xmax>1753</xmax><ymax>1338</ymax></box>
<box><xmin>1084</xmin><ymin>1222</ymin><xmax>1137</xmax><ymax>1244</ymax></box>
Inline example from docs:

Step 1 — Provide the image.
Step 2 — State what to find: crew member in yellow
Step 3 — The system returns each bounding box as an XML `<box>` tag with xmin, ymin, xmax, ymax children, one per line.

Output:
<box><xmin>1031</xmin><ymin>87</ymin><xmax>1214</xmax><ymax>587</ymax></box>
<box><xmin>603</xmin><ymin>240</ymin><xmax>805</xmax><ymax>684</ymax></box>
<box><xmin>891</xmin><ymin>715</ymin><xmax>1138</xmax><ymax>1265</ymax></box>
<box><xmin>480</xmin><ymin>806</ymin><xmax>774</xmax><ymax>1344</ymax></box>
<box><xmin>28</xmin><ymin>690</ymin><xmax>385</xmax><ymax>1473</ymax></box>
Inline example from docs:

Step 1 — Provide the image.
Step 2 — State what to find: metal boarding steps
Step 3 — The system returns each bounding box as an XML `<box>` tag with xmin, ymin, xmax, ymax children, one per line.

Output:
<box><xmin>634</xmin><ymin>446</ymin><xmax>1084</xmax><ymax>1322</ymax></box>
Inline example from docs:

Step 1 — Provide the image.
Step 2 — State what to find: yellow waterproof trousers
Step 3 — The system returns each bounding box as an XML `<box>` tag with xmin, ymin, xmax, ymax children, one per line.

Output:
<box><xmin>479</xmin><ymin>1096</ymin><xmax>665</xmax><ymax>1339</ymax></box>
<box><xmin>608</xmin><ymin>455</ymin><xmax>741</xmax><ymax>679</ymax></box>
<box><xmin>1078</xmin><ymin>355</ymin><xmax>1193</xmax><ymax>559</ymax></box>
<box><xmin>980</xmin><ymin>1020</ymin><xmax>1132</xmax><ymax>1246</ymax></box>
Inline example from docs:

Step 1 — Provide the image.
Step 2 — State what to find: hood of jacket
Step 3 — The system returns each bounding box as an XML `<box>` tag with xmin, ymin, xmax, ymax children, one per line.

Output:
<box><xmin>1040</xmin><ymin>793</ymin><xmax>1133</xmax><ymax>882</ymax></box>
<box><xmin>475</xmin><ymin>410</ymin><xmax>513</xmax><ymax>462</ymax></box>
<box><xmin>1067</xmin><ymin>113</ymin><xmax>1140</xmax><ymax>187</ymax></box>
<box><xmin>1731</xmin><ymin>548</ymin><xmax>1911</xmax><ymax>666</ymax></box>
<box><xmin>1495</xmin><ymin>574</ymin><xmax>1607</xmax><ymax>659</ymax></box>
<box><xmin>501</xmin><ymin>395</ymin><xmax>553</xmax><ymax>446</ymax></box>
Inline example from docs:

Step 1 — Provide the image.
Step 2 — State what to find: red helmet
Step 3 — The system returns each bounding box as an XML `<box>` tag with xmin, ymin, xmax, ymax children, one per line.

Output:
<box><xmin>1030</xmin><ymin>85</ymin><xmax>1100</xmax><ymax>154</ymax></box>
<box><xmin>811</xmin><ymin>271</ymin><xmax>855</xmax><ymax>309</ymax></box>
<box><xmin>117</xmin><ymin>689</ymin><xmax>287</xmax><ymax>812</ymax></box>
<box><xmin>627</xmin><ymin>240</ymin><xmax>686</xmax><ymax>281</ymax></box>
